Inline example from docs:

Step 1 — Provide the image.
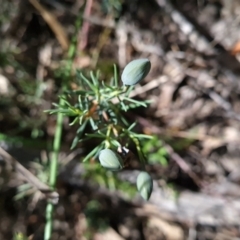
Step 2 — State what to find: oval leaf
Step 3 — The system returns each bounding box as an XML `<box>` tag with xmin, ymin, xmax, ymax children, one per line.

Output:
<box><xmin>121</xmin><ymin>59</ymin><xmax>151</xmax><ymax>86</ymax></box>
<box><xmin>99</xmin><ymin>149</ymin><xmax>123</xmax><ymax>171</ymax></box>
<box><xmin>136</xmin><ymin>171</ymin><xmax>153</xmax><ymax>200</ymax></box>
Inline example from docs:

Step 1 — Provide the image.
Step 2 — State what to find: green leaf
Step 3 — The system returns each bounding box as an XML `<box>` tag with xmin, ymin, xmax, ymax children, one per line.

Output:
<box><xmin>80</xmin><ymin>72</ymin><xmax>97</xmax><ymax>91</ymax></box>
<box><xmin>71</xmin><ymin>135</ymin><xmax>81</xmax><ymax>149</ymax></box>
<box><xmin>83</xmin><ymin>145</ymin><xmax>102</xmax><ymax>162</ymax></box>
<box><xmin>136</xmin><ymin>171</ymin><xmax>153</xmax><ymax>200</ymax></box>
<box><xmin>99</xmin><ymin>149</ymin><xmax>123</xmax><ymax>171</ymax></box>
<box><xmin>121</xmin><ymin>59</ymin><xmax>151</xmax><ymax>85</ymax></box>
<box><xmin>123</xmin><ymin>97</ymin><xmax>148</xmax><ymax>107</ymax></box>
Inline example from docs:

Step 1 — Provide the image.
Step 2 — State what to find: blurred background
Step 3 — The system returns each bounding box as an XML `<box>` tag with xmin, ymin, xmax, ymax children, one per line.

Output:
<box><xmin>1</xmin><ymin>0</ymin><xmax>240</xmax><ymax>239</ymax></box>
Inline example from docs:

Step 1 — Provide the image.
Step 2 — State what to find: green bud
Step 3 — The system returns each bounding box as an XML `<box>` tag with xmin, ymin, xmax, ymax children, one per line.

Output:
<box><xmin>99</xmin><ymin>149</ymin><xmax>123</xmax><ymax>171</ymax></box>
<box><xmin>136</xmin><ymin>171</ymin><xmax>153</xmax><ymax>200</ymax></box>
<box><xmin>121</xmin><ymin>58</ymin><xmax>151</xmax><ymax>85</ymax></box>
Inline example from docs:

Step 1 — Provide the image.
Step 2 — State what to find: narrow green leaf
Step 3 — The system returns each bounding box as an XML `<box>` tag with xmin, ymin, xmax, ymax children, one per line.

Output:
<box><xmin>83</xmin><ymin>145</ymin><xmax>101</xmax><ymax>162</ymax></box>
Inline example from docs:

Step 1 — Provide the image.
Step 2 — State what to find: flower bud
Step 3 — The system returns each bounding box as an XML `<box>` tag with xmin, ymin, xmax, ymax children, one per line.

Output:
<box><xmin>99</xmin><ymin>149</ymin><xmax>123</xmax><ymax>171</ymax></box>
<box><xmin>136</xmin><ymin>171</ymin><xmax>153</xmax><ymax>200</ymax></box>
<box><xmin>121</xmin><ymin>59</ymin><xmax>151</xmax><ymax>85</ymax></box>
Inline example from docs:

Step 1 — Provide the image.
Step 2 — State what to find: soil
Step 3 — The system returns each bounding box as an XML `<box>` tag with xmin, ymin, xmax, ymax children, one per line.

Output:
<box><xmin>1</xmin><ymin>0</ymin><xmax>240</xmax><ymax>239</ymax></box>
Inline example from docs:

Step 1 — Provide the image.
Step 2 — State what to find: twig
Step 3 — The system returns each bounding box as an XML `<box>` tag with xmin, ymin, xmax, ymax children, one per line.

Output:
<box><xmin>129</xmin><ymin>76</ymin><xmax>168</xmax><ymax>98</ymax></box>
<box><xmin>78</xmin><ymin>0</ymin><xmax>93</xmax><ymax>51</ymax></box>
<box><xmin>137</xmin><ymin>117</ymin><xmax>204</xmax><ymax>188</ymax></box>
<box><xmin>155</xmin><ymin>0</ymin><xmax>214</xmax><ymax>55</ymax></box>
<box><xmin>155</xmin><ymin>0</ymin><xmax>240</xmax><ymax>89</ymax></box>
<box><xmin>111</xmin><ymin>76</ymin><xmax>167</xmax><ymax>104</ymax></box>
<box><xmin>186</xmin><ymin>69</ymin><xmax>240</xmax><ymax>121</ymax></box>
<box><xmin>83</xmin><ymin>15</ymin><xmax>164</xmax><ymax>56</ymax></box>
<box><xmin>163</xmin><ymin>143</ymin><xmax>203</xmax><ymax>188</ymax></box>
<box><xmin>28</xmin><ymin>0</ymin><xmax>69</xmax><ymax>50</ymax></box>
<box><xmin>83</xmin><ymin>15</ymin><xmax>115</xmax><ymax>28</ymax></box>
<box><xmin>0</xmin><ymin>147</ymin><xmax>59</xmax><ymax>202</ymax></box>
<box><xmin>116</xmin><ymin>21</ymin><xmax>128</xmax><ymax>68</ymax></box>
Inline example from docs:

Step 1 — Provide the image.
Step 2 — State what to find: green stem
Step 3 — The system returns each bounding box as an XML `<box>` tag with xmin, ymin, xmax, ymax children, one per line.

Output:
<box><xmin>44</xmin><ymin>5</ymin><xmax>84</xmax><ymax>239</ymax></box>
<box><xmin>107</xmin><ymin>171</ymin><xmax>116</xmax><ymax>191</ymax></box>
<box><xmin>50</xmin><ymin>106</ymin><xmax>64</xmax><ymax>187</ymax></box>
<box><xmin>44</xmin><ymin>203</ymin><xmax>54</xmax><ymax>240</ymax></box>
<box><xmin>44</xmin><ymin>99</ymin><xmax>64</xmax><ymax>240</ymax></box>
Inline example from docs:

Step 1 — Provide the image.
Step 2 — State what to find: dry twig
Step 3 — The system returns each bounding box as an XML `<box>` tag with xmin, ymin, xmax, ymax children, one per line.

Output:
<box><xmin>0</xmin><ymin>147</ymin><xmax>59</xmax><ymax>203</ymax></box>
<box><xmin>137</xmin><ymin>117</ymin><xmax>204</xmax><ymax>188</ymax></box>
<box><xmin>28</xmin><ymin>0</ymin><xmax>69</xmax><ymax>50</ymax></box>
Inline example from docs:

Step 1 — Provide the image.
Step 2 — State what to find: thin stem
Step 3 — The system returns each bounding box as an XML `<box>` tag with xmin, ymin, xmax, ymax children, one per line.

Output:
<box><xmin>44</xmin><ymin>7</ymin><xmax>84</xmax><ymax>238</ymax></box>
<box><xmin>44</xmin><ymin>98</ymin><xmax>64</xmax><ymax>240</ymax></box>
<box><xmin>113</xmin><ymin>64</ymin><xmax>118</xmax><ymax>87</ymax></box>
<box><xmin>104</xmin><ymin>125</ymin><xmax>112</xmax><ymax>148</ymax></box>
<box><xmin>50</xmin><ymin>103</ymin><xmax>64</xmax><ymax>187</ymax></box>
<box><xmin>107</xmin><ymin>171</ymin><xmax>116</xmax><ymax>191</ymax></box>
<box><xmin>44</xmin><ymin>203</ymin><xmax>54</xmax><ymax>240</ymax></box>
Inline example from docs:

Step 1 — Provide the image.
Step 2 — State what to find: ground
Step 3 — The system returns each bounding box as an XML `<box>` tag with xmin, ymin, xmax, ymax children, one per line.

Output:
<box><xmin>1</xmin><ymin>0</ymin><xmax>240</xmax><ymax>239</ymax></box>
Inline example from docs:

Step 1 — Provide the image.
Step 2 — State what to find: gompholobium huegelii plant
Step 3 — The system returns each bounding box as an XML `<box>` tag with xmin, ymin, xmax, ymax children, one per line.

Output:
<box><xmin>47</xmin><ymin>58</ymin><xmax>153</xmax><ymax>200</ymax></box>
